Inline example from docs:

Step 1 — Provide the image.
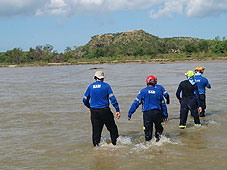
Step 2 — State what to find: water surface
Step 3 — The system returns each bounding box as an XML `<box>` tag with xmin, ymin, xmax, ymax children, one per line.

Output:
<box><xmin>0</xmin><ymin>62</ymin><xmax>226</xmax><ymax>169</ymax></box>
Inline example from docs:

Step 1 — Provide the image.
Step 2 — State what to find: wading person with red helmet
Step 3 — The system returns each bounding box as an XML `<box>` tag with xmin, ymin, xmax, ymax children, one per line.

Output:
<box><xmin>194</xmin><ymin>67</ymin><xmax>211</xmax><ymax>117</ymax></box>
<box><xmin>83</xmin><ymin>71</ymin><xmax>120</xmax><ymax>147</ymax></box>
<box><xmin>176</xmin><ymin>71</ymin><xmax>202</xmax><ymax>129</ymax></box>
<box><xmin>128</xmin><ymin>75</ymin><xmax>168</xmax><ymax>142</ymax></box>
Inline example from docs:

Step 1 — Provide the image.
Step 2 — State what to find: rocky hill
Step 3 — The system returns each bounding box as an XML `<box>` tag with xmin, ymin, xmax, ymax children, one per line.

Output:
<box><xmin>74</xmin><ymin>29</ymin><xmax>203</xmax><ymax>58</ymax></box>
<box><xmin>1</xmin><ymin>30</ymin><xmax>226</xmax><ymax>65</ymax></box>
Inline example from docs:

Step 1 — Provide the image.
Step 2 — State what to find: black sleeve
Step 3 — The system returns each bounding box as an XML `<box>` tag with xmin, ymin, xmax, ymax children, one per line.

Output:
<box><xmin>176</xmin><ymin>82</ymin><xmax>182</xmax><ymax>100</ymax></box>
<box><xmin>195</xmin><ymin>85</ymin><xmax>201</xmax><ymax>107</ymax></box>
<box><xmin>166</xmin><ymin>94</ymin><xmax>170</xmax><ymax>104</ymax></box>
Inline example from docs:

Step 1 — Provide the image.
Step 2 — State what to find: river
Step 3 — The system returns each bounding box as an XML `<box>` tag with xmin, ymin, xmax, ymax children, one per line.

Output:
<box><xmin>0</xmin><ymin>62</ymin><xmax>226</xmax><ymax>169</ymax></box>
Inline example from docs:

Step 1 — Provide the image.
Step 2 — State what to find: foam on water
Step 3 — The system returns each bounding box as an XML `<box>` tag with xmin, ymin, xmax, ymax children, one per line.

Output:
<box><xmin>201</xmin><ymin>119</ymin><xmax>219</xmax><ymax>127</ymax></box>
<box><xmin>133</xmin><ymin>135</ymin><xmax>181</xmax><ymax>151</ymax></box>
<box><xmin>97</xmin><ymin>134</ymin><xmax>182</xmax><ymax>150</ymax></box>
<box><xmin>184</xmin><ymin>119</ymin><xmax>219</xmax><ymax>131</ymax></box>
<box><xmin>117</xmin><ymin>135</ymin><xmax>132</xmax><ymax>145</ymax></box>
<box><xmin>97</xmin><ymin>135</ymin><xmax>132</xmax><ymax>149</ymax></box>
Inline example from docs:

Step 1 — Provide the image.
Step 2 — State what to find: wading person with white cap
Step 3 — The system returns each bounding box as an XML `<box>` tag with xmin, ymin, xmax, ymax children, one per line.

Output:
<box><xmin>83</xmin><ymin>71</ymin><xmax>120</xmax><ymax>147</ymax></box>
<box><xmin>176</xmin><ymin>71</ymin><xmax>202</xmax><ymax>129</ymax></box>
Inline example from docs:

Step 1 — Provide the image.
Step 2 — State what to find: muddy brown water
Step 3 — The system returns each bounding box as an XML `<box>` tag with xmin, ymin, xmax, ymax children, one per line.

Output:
<box><xmin>0</xmin><ymin>62</ymin><xmax>226</xmax><ymax>169</ymax></box>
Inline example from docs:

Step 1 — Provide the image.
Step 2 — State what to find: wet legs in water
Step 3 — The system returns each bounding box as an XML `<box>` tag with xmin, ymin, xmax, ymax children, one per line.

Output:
<box><xmin>180</xmin><ymin>99</ymin><xmax>200</xmax><ymax>128</ymax></box>
<box><xmin>143</xmin><ymin>110</ymin><xmax>163</xmax><ymax>142</ymax></box>
<box><xmin>199</xmin><ymin>94</ymin><xmax>206</xmax><ymax>117</ymax></box>
<box><xmin>91</xmin><ymin>108</ymin><xmax>119</xmax><ymax>146</ymax></box>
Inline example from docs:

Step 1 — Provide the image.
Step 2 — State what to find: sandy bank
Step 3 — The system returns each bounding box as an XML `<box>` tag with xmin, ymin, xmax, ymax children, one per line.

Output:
<box><xmin>1</xmin><ymin>57</ymin><xmax>226</xmax><ymax>68</ymax></box>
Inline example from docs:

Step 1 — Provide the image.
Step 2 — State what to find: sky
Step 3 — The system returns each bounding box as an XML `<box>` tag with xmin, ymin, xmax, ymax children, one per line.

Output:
<box><xmin>0</xmin><ymin>0</ymin><xmax>227</xmax><ymax>52</ymax></box>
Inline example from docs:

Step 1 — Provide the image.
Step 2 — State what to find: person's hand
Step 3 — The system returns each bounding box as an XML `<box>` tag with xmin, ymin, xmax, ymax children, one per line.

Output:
<box><xmin>166</xmin><ymin>99</ymin><xmax>170</xmax><ymax>104</ymax></box>
<box><xmin>179</xmin><ymin>100</ymin><xmax>181</xmax><ymax>104</ymax></box>
<box><xmin>116</xmin><ymin>112</ymin><xmax>120</xmax><ymax>119</ymax></box>
<box><xmin>164</xmin><ymin>117</ymin><xmax>168</xmax><ymax>122</ymax></box>
<box><xmin>128</xmin><ymin>117</ymin><xmax>131</xmax><ymax>120</ymax></box>
<box><xmin>198</xmin><ymin>107</ymin><xmax>202</xmax><ymax>114</ymax></box>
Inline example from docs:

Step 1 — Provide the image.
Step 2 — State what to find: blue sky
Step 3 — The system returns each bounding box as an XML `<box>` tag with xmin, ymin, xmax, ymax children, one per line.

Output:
<box><xmin>0</xmin><ymin>0</ymin><xmax>227</xmax><ymax>52</ymax></box>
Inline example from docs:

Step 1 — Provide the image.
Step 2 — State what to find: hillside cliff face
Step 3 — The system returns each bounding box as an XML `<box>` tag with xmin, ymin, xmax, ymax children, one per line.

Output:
<box><xmin>87</xmin><ymin>30</ymin><xmax>158</xmax><ymax>48</ymax></box>
<box><xmin>75</xmin><ymin>30</ymin><xmax>202</xmax><ymax>58</ymax></box>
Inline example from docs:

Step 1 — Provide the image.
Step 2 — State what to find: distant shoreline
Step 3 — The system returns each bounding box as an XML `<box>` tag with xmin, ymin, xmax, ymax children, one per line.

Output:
<box><xmin>1</xmin><ymin>57</ymin><xmax>227</xmax><ymax>68</ymax></box>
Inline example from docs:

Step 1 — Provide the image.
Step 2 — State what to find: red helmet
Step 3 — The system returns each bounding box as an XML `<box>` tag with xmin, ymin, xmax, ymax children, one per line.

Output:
<box><xmin>146</xmin><ymin>75</ymin><xmax>157</xmax><ymax>85</ymax></box>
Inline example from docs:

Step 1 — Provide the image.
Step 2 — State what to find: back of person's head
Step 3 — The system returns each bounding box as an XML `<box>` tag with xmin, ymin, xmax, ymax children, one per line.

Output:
<box><xmin>195</xmin><ymin>66</ymin><xmax>205</xmax><ymax>74</ymax></box>
<box><xmin>185</xmin><ymin>70</ymin><xmax>195</xmax><ymax>78</ymax></box>
<box><xmin>146</xmin><ymin>75</ymin><xmax>157</xmax><ymax>86</ymax></box>
<box><xmin>94</xmin><ymin>71</ymin><xmax>104</xmax><ymax>81</ymax></box>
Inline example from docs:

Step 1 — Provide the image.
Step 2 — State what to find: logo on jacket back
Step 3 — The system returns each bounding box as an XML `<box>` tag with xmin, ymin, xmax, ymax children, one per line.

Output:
<box><xmin>148</xmin><ymin>90</ymin><xmax>155</xmax><ymax>94</ymax></box>
<box><xmin>93</xmin><ymin>84</ymin><xmax>101</xmax><ymax>88</ymax></box>
<box><xmin>195</xmin><ymin>79</ymin><xmax>201</xmax><ymax>82</ymax></box>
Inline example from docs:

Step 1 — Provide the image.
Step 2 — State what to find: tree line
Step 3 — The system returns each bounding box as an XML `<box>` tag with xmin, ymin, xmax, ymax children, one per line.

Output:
<box><xmin>0</xmin><ymin>35</ymin><xmax>226</xmax><ymax>65</ymax></box>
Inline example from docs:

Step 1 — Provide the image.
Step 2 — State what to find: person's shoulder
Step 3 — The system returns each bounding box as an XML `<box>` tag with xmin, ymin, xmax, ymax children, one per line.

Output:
<box><xmin>141</xmin><ymin>87</ymin><xmax>147</xmax><ymax>92</ymax></box>
<box><xmin>194</xmin><ymin>75</ymin><xmax>200</xmax><ymax>79</ymax></box>
<box><xmin>103</xmin><ymin>81</ymin><xmax>110</xmax><ymax>86</ymax></box>
<box><xmin>101</xmin><ymin>82</ymin><xmax>112</xmax><ymax>88</ymax></box>
<box><xmin>155</xmin><ymin>84</ymin><xmax>162</xmax><ymax>89</ymax></box>
<box><xmin>139</xmin><ymin>87</ymin><xmax>149</xmax><ymax>94</ymax></box>
<box><xmin>154</xmin><ymin>87</ymin><xmax>162</xmax><ymax>95</ymax></box>
<box><xmin>89</xmin><ymin>82</ymin><xmax>95</xmax><ymax>87</ymax></box>
<box><xmin>202</xmin><ymin>76</ymin><xmax>208</xmax><ymax>81</ymax></box>
<box><xmin>180</xmin><ymin>80</ymin><xmax>187</xmax><ymax>84</ymax></box>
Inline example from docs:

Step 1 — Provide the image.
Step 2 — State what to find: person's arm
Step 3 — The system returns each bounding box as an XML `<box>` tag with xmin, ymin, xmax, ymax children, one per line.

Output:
<box><xmin>161</xmin><ymin>86</ymin><xmax>170</xmax><ymax>104</ymax></box>
<box><xmin>205</xmin><ymin>78</ymin><xmax>211</xmax><ymax>89</ymax></box>
<box><xmin>165</xmin><ymin>93</ymin><xmax>170</xmax><ymax>104</ymax></box>
<box><xmin>108</xmin><ymin>85</ymin><xmax>120</xmax><ymax>112</ymax></box>
<box><xmin>160</xmin><ymin>95</ymin><xmax>168</xmax><ymax>120</ymax></box>
<box><xmin>176</xmin><ymin>82</ymin><xmax>182</xmax><ymax>103</ymax></box>
<box><xmin>108</xmin><ymin>85</ymin><xmax>120</xmax><ymax>119</ymax></box>
<box><xmin>83</xmin><ymin>86</ymin><xmax>91</xmax><ymax>108</ymax></box>
<box><xmin>194</xmin><ymin>85</ymin><xmax>201</xmax><ymax>107</ymax></box>
<box><xmin>194</xmin><ymin>85</ymin><xmax>202</xmax><ymax>113</ymax></box>
<box><xmin>128</xmin><ymin>91</ymin><xmax>143</xmax><ymax>120</ymax></box>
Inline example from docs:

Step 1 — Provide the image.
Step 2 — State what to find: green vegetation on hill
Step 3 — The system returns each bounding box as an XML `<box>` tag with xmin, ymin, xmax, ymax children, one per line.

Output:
<box><xmin>0</xmin><ymin>30</ymin><xmax>226</xmax><ymax>66</ymax></box>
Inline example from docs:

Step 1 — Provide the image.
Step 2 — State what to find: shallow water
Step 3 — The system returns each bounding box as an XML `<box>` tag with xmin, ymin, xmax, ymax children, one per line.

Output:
<box><xmin>0</xmin><ymin>62</ymin><xmax>226</xmax><ymax>170</ymax></box>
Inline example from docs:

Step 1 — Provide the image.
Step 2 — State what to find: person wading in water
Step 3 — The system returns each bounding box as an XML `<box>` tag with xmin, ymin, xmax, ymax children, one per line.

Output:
<box><xmin>128</xmin><ymin>75</ymin><xmax>168</xmax><ymax>142</ymax></box>
<box><xmin>83</xmin><ymin>71</ymin><xmax>120</xmax><ymax>146</ymax></box>
<box><xmin>194</xmin><ymin>67</ymin><xmax>211</xmax><ymax>117</ymax></box>
<box><xmin>176</xmin><ymin>70</ymin><xmax>202</xmax><ymax>129</ymax></box>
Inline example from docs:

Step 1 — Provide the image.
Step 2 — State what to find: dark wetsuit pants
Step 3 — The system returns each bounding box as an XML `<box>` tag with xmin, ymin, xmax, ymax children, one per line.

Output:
<box><xmin>143</xmin><ymin>109</ymin><xmax>163</xmax><ymax>141</ymax></box>
<box><xmin>199</xmin><ymin>94</ymin><xmax>206</xmax><ymax>117</ymax></box>
<box><xmin>180</xmin><ymin>98</ymin><xmax>200</xmax><ymax>125</ymax></box>
<box><xmin>90</xmin><ymin>108</ymin><xmax>119</xmax><ymax>146</ymax></box>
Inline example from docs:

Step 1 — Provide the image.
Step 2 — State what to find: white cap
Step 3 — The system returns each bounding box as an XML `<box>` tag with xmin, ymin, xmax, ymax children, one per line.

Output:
<box><xmin>94</xmin><ymin>71</ymin><xmax>104</xmax><ymax>79</ymax></box>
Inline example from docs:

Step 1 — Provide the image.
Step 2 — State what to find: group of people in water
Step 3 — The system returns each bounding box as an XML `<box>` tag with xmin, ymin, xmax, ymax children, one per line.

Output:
<box><xmin>83</xmin><ymin>66</ymin><xmax>211</xmax><ymax>147</ymax></box>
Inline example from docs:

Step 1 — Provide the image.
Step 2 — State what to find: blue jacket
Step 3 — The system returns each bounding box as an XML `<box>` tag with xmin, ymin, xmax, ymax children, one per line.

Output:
<box><xmin>83</xmin><ymin>81</ymin><xmax>120</xmax><ymax>112</ymax></box>
<box><xmin>155</xmin><ymin>84</ymin><xmax>170</xmax><ymax>102</ymax></box>
<box><xmin>194</xmin><ymin>74</ymin><xmax>211</xmax><ymax>94</ymax></box>
<box><xmin>128</xmin><ymin>86</ymin><xmax>167</xmax><ymax>118</ymax></box>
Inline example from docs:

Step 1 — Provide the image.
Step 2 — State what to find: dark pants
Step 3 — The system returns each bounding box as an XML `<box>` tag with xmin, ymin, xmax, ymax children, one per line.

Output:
<box><xmin>143</xmin><ymin>109</ymin><xmax>163</xmax><ymax>141</ymax></box>
<box><xmin>90</xmin><ymin>107</ymin><xmax>119</xmax><ymax>147</ymax></box>
<box><xmin>199</xmin><ymin>94</ymin><xmax>206</xmax><ymax>117</ymax></box>
<box><xmin>180</xmin><ymin>98</ymin><xmax>200</xmax><ymax>126</ymax></box>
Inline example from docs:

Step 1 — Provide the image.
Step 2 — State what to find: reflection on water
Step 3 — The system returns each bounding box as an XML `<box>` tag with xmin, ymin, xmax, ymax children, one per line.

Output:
<box><xmin>0</xmin><ymin>62</ymin><xmax>227</xmax><ymax>169</ymax></box>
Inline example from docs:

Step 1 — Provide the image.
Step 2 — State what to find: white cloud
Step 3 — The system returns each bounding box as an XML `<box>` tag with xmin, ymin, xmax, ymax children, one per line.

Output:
<box><xmin>186</xmin><ymin>0</ymin><xmax>227</xmax><ymax>17</ymax></box>
<box><xmin>150</xmin><ymin>0</ymin><xmax>227</xmax><ymax>18</ymax></box>
<box><xmin>0</xmin><ymin>0</ymin><xmax>226</xmax><ymax>18</ymax></box>
<box><xmin>0</xmin><ymin>0</ymin><xmax>46</xmax><ymax>17</ymax></box>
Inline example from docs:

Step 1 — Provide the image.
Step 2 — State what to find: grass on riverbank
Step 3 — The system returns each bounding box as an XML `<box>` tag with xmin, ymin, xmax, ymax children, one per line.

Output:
<box><xmin>69</xmin><ymin>52</ymin><xmax>227</xmax><ymax>64</ymax></box>
<box><xmin>0</xmin><ymin>52</ymin><xmax>226</xmax><ymax>67</ymax></box>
